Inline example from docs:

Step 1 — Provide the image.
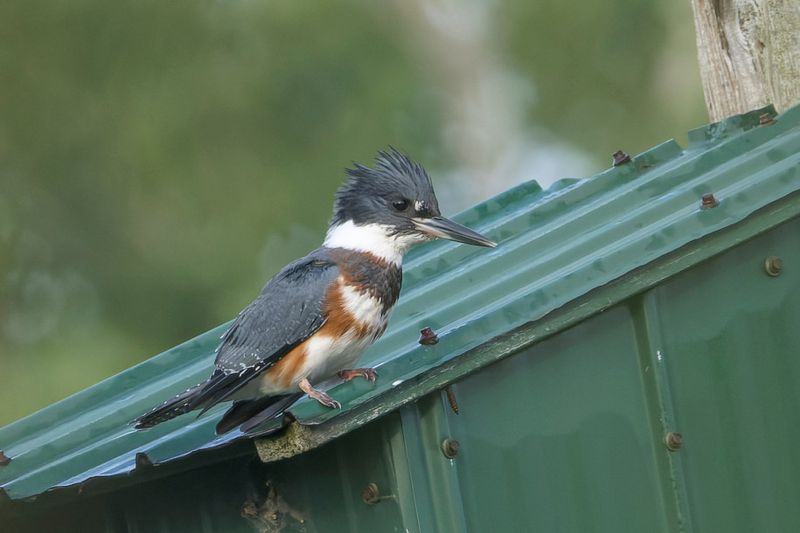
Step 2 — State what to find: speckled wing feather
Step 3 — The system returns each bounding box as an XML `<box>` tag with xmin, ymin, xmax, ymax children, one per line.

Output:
<box><xmin>215</xmin><ymin>248</ymin><xmax>339</xmax><ymax>375</ymax></box>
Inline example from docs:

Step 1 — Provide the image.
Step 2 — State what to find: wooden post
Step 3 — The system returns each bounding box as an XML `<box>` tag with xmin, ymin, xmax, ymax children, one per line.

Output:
<box><xmin>691</xmin><ymin>0</ymin><xmax>800</xmax><ymax>121</ymax></box>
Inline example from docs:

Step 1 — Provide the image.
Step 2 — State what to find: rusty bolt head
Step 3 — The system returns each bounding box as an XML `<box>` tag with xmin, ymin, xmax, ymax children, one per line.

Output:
<box><xmin>441</xmin><ymin>438</ymin><xmax>460</xmax><ymax>459</ymax></box>
<box><xmin>700</xmin><ymin>193</ymin><xmax>719</xmax><ymax>209</ymax></box>
<box><xmin>419</xmin><ymin>327</ymin><xmax>439</xmax><ymax>346</ymax></box>
<box><xmin>759</xmin><ymin>112</ymin><xmax>775</xmax><ymax>126</ymax></box>
<box><xmin>764</xmin><ymin>256</ymin><xmax>783</xmax><ymax>277</ymax></box>
<box><xmin>665</xmin><ymin>432</ymin><xmax>683</xmax><ymax>451</ymax></box>
<box><xmin>0</xmin><ymin>451</ymin><xmax>10</xmax><ymax>466</ymax></box>
<box><xmin>362</xmin><ymin>482</ymin><xmax>380</xmax><ymax>505</ymax></box>
<box><xmin>612</xmin><ymin>150</ymin><xmax>631</xmax><ymax>166</ymax></box>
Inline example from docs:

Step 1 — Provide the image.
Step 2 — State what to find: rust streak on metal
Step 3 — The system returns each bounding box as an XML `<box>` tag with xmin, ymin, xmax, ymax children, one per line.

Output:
<box><xmin>759</xmin><ymin>112</ymin><xmax>775</xmax><ymax>126</ymax></box>
<box><xmin>0</xmin><ymin>451</ymin><xmax>10</xmax><ymax>466</ymax></box>
<box><xmin>445</xmin><ymin>385</ymin><xmax>459</xmax><ymax>414</ymax></box>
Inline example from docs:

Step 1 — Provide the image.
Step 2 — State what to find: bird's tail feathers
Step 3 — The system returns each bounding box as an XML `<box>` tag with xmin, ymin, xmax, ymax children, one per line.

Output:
<box><xmin>134</xmin><ymin>372</ymin><xmax>300</xmax><ymax>433</ymax></box>
<box><xmin>216</xmin><ymin>393</ymin><xmax>303</xmax><ymax>435</ymax></box>
<box><xmin>133</xmin><ymin>381</ymin><xmax>208</xmax><ymax>429</ymax></box>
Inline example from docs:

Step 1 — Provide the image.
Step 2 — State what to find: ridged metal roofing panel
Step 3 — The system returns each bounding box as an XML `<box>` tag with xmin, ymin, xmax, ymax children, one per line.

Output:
<box><xmin>2</xmin><ymin>105</ymin><xmax>799</xmax><ymax>502</ymax></box>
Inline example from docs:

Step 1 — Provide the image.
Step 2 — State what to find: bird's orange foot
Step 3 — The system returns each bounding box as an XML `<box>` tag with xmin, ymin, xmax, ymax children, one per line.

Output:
<box><xmin>299</xmin><ymin>378</ymin><xmax>341</xmax><ymax>409</ymax></box>
<box><xmin>338</xmin><ymin>368</ymin><xmax>378</xmax><ymax>383</ymax></box>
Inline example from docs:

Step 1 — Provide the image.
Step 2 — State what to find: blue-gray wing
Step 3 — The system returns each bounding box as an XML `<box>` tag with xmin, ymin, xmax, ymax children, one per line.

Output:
<box><xmin>135</xmin><ymin>251</ymin><xmax>340</xmax><ymax>424</ymax></box>
<box><xmin>215</xmin><ymin>248</ymin><xmax>340</xmax><ymax>374</ymax></box>
<box><xmin>181</xmin><ymin>250</ymin><xmax>340</xmax><ymax>413</ymax></box>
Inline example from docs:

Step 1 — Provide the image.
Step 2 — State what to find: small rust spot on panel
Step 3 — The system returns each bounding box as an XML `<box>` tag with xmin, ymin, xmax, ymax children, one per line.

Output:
<box><xmin>764</xmin><ymin>256</ymin><xmax>783</xmax><ymax>276</ymax></box>
<box><xmin>759</xmin><ymin>112</ymin><xmax>775</xmax><ymax>126</ymax></box>
<box><xmin>444</xmin><ymin>385</ymin><xmax>459</xmax><ymax>414</ymax></box>
<box><xmin>700</xmin><ymin>193</ymin><xmax>719</xmax><ymax>209</ymax></box>
<box><xmin>441</xmin><ymin>438</ymin><xmax>460</xmax><ymax>459</ymax></box>
<box><xmin>361</xmin><ymin>482</ymin><xmax>380</xmax><ymax>505</ymax></box>
<box><xmin>0</xmin><ymin>451</ymin><xmax>10</xmax><ymax>466</ymax></box>
<box><xmin>419</xmin><ymin>327</ymin><xmax>439</xmax><ymax>345</ymax></box>
<box><xmin>612</xmin><ymin>150</ymin><xmax>631</xmax><ymax>166</ymax></box>
<box><xmin>665</xmin><ymin>432</ymin><xmax>683</xmax><ymax>451</ymax></box>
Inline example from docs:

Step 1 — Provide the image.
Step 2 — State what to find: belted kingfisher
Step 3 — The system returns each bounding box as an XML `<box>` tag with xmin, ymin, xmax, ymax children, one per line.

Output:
<box><xmin>135</xmin><ymin>149</ymin><xmax>495</xmax><ymax>434</ymax></box>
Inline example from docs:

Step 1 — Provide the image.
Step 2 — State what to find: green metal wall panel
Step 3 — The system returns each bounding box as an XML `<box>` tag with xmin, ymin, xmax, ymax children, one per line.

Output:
<box><xmin>435</xmin><ymin>215</ymin><xmax>799</xmax><ymax>533</ymax></box>
<box><xmin>652</xmin><ymin>217</ymin><xmax>800</xmax><ymax>533</ymax></box>
<box><xmin>449</xmin><ymin>306</ymin><xmax>671</xmax><ymax>533</ymax></box>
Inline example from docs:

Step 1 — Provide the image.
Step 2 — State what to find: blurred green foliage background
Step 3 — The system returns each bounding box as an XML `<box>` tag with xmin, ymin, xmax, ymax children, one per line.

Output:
<box><xmin>0</xmin><ymin>0</ymin><xmax>706</xmax><ymax>425</ymax></box>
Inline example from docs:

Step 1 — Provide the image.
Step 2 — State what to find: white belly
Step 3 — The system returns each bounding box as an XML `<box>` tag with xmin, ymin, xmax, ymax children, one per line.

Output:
<box><xmin>301</xmin><ymin>332</ymin><xmax>373</xmax><ymax>382</ymax></box>
<box><xmin>255</xmin><ymin>283</ymin><xmax>391</xmax><ymax>396</ymax></box>
<box><xmin>300</xmin><ymin>285</ymin><xmax>390</xmax><ymax>384</ymax></box>
<box><xmin>251</xmin><ymin>332</ymin><xmax>372</xmax><ymax>397</ymax></box>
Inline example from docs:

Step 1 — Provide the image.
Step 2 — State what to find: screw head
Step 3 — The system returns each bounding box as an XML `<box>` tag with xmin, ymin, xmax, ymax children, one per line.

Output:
<box><xmin>362</xmin><ymin>482</ymin><xmax>380</xmax><ymax>505</ymax></box>
<box><xmin>700</xmin><ymin>193</ymin><xmax>719</xmax><ymax>209</ymax></box>
<box><xmin>665</xmin><ymin>432</ymin><xmax>683</xmax><ymax>451</ymax></box>
<box><xmin>441</xmin><ymin>438</ymin><xmax>460</xmax><ymax>459</ymax></box>
<box><xmin>419</xmin><ymin>327</ymin><xmax>439</xmax><ymax>346</ymax></box>
<box><xmin>612</xmin><ymin>150</ymin><xmax>631</xmax><ymax>166</ymax></box>
<box><xmin>764</xmin><ymin>256</ymin><xmax>783</xmax><ymax>277</ymax></box>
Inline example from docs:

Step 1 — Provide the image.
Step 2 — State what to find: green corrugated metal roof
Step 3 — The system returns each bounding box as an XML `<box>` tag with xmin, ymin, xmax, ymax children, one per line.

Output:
<box><xmin>2</xmin><ymin>104</ymin><xmax>799</xmax><ymax>504</ymax></box>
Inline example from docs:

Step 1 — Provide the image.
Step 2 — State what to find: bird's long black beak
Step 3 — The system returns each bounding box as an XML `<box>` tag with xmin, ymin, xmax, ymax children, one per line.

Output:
<box><xmin>413</xmin><ymin>216</ymin><xmax>496</xmax><ymax>248</ymax></box>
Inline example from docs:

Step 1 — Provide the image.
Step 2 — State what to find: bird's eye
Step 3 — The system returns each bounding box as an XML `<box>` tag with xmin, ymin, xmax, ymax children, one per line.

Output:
<box><xmin>392</xmin><ymin>199</ymin><xmax>409</xmax><ymax>211</ymax></box>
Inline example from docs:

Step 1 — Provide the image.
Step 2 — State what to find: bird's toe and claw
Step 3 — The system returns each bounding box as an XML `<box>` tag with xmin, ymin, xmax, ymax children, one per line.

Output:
<box><xmin>311</xmin><ymin>390</ymin><xmax>342</xmax><ymax>410</ymax></box>
<box><xmin>337</xmin><ymin>367</ymin><xmax>378</xmax><ymax>383</ymax></box>
<box><xmin>299</xmin><ymin>378</ymin><xmax>342</xmax><ymax>409</ymax></box>
<box><xmin>297</xmin><ymin>369</ymin><xmax>377</xmax><ymax>411</ymax></box>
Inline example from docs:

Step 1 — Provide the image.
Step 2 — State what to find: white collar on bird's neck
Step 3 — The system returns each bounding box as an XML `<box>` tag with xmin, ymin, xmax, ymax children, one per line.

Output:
<box><xmin>323</xmin><ymin>220</ymin><xmax>429</xmax><ymax>267</ymax></box>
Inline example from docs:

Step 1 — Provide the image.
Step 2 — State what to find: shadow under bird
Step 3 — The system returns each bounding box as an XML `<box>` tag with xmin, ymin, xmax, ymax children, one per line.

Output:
<box><xmin>134</xmin><ymin>149</ymin><xmax>496</xmax><ymax>434</ymax></box>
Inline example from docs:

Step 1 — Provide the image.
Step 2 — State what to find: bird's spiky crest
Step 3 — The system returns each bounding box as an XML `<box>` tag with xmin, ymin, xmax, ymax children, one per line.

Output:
<box><xmin>330</xmin><ymin>148</ymin><xmax>439</xmax><ymax>227</ymax></box>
